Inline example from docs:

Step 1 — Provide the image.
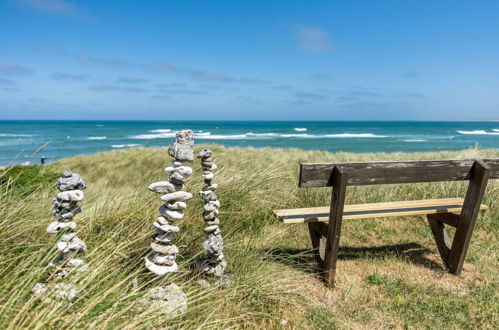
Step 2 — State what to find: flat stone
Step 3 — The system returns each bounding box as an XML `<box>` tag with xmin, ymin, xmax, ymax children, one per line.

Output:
<box><xmin>205</xmin><ymin>218</ymin><xmax>220</xmax><ymax>225</ymax></box>
<box><xmin>145</xmin><ymin>256</ymin><xmax>178</xmax><ymax>275</ymax></box>
<box><xmin>156</xmin><ymin>216</ymin><xmax>173</xmax><ymax>225</ymax></box>
<box><xmin>160</xmin><ymin>191</ymin><xmax>193</xmax><ymax>202</ymax></box>
<box><xmin>153</xmin><ymin>222</ymin><xmax>180</xmax><ymax>233</ymax></box>
<box><xmin>169</xmin><ymin>171</ymin><xmax>185</xmax><ymax>185</ymax></box>
<box><xmin>166</xmin><ymin>201</ymin><xmax>187</xmax><ymax>210</ymax></box>
<box><xmin>203</xmin><ymin>200</ymin><xmax>220</xmax><ymax>212</ymax></box>
<box><xmin>204</xmin><ymin>225</ymin><xmax>219</xmax><ymax>233</ymax></box>
<box><xmin>165</xmin><ymin>166</ymin><xmax>193</xmax><ymax>177</ymax></box>
<box><xmin>202</xmin><ymin>183</ymin><xmax>219</xmax><ymax>191</ymax></box>
<box><xmin>203</xmin><ymin>210</ymin><xmax>218</xmax><ymax>220</ymax></box>
<box><xmin>197</xmin><ymin>149</ymin><xmax>213</xmax><ymax>159</ymax></box>
<box><xmin>56</xmin><ymin>190</ymin><xmax>84</xmax><ymax>202</ymax></box>
<box><xmin>168</xmin><ymin>130</ymin><xmax>194</xmax><ymax>162</ymax></box>
<box><xmin>155</xmin><ymin>231</ymin><xmax>175</xmax><ymax>243</ymax></box>
<box><xmin>159</xmin><ymin>207</ymin><xmax>184</xmax><ymax>221</ymax></box>
<box><xmin>150</xmin><ymin>252</ymin><xmax>176</xmax><ymax>266</ymax></box>
<box><xmin>56</xmin><ymin>235</ymin><xmax>87</xmax><ymax>253</ymax></box>
<box><xmin>53</xmin><ymin>205</ymin><xmax>81</xmax><ymax>220</ymax></box>
<box><xmin>151</xmin><ymin>243</ymin><xmax>179</xmax><ymax>254</ymax></box>
<box><xmin>46</xmin><ymin>221</ymin><xmax>77</xmax><ymax>234</ymax></box>
<box><xmin>149</xmin><ymin>181</ymin><xmax>182</xmax><ymax>193</ymax></box>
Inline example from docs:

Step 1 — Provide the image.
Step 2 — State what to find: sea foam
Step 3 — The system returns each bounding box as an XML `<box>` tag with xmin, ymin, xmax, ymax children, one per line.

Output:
<box><xmin>87</xmin><ymin>136</ymin><xmax>107</xmax><ymax>140</ymax></box>
<box><xmin>457</xmin><ymin>130</ymin><xmax>499</xmax><ymax>135</ymax></box>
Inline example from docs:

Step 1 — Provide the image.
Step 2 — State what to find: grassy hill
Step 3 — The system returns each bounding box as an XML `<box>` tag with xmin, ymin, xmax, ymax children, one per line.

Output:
<box><xmin>1</xmin><ymin>146</ymin><xmax>498</xmax><ymax>329</ymax></box>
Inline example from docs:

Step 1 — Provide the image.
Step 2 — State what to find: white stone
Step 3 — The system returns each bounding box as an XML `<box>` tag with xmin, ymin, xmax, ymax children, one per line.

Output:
<box><xmin>165</xmin><ymin>166</ymin><xmax>193</xmax><ymax>177</ymax></box>
<box><xmin>148</xmin><ymin>181</ymin><xmax>180</xmax><ymax>193</ymax></box>
<box><xmin>203</xmin><ymin>172</ymin><xmax>214</xmax><ymax>181</ymax></box>
<box><xmin>204</xmin><ymin>225</ymin><xmax>219</xmax><ymax>233</ymax></box>
<box><xmin>145</xmin><ymin>256</ymin><xmax>178</xmax><ymax>275</ymax></box>
<box><xmin>153</xmin><ymin>222</ymin><xmax>180</xmax><ymax>233</ymax></box>
<box><xmin>159</xmin><ymin>206</ymin><xmax>184</xmax><ymax>221</ymax></box>
<box><xmin>155</xmin><ymin>231</ymin><xmax>175</xmax><ymax>243</ymax></box>
<box><xmin>143</xmin><ymin>283</ymin><xmax>188</xmax><ymax>318</ymax></box>
<box><xmin>160</xmin><ymin>191</ymin><xmax>193</xmax><ymax>202</ymax></box>
<box><xmin>166</xmin><ymin>201</ymin><xmax>187</xmax><ymax>210</ymax></box>
<box><xmin>46</xmin><ymin>221</ymin><xmax>76</xmax><ymax>234</ymax></box>
<box><xmin>156</xmin><ymin>215</ymin><xmax>173</xmax><ymax>225</ymax></box>
<box><xmin>56</xmin><ymin>189</ymin><xmax>84</xmax><ymax>202</ymax></box>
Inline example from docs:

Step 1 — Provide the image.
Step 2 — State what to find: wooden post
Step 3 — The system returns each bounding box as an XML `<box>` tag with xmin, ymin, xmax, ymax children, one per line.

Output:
<box><xmin>447</xmin><ymin>160</ymin><xmax>490</xmax><ymax>275</ymax></box>
<box><xmin>323</xmin><ymin>167</ymin><xmax>347</xmax><ymax>287</ymax></box>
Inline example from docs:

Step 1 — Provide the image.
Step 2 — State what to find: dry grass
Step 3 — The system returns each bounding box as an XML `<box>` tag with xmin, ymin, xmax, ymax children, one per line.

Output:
<box><xmin>0</xmin><ymin>145</ymin><xmax>498</xmax><ymax>329</ymax></box>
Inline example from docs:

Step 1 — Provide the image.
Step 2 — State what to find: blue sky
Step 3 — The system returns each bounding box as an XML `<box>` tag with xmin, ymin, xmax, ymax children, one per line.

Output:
<box><xmin>1</xmin><ymin>0</ymin><xmax>498</xmax><ymax>120</ymax></box>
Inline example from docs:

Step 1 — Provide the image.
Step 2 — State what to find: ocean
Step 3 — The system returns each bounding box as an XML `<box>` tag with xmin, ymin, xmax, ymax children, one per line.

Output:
<box><xmin>1</xmin><ymin>121</ymin><xmax>498</xmax><ymax>166</ymax></box>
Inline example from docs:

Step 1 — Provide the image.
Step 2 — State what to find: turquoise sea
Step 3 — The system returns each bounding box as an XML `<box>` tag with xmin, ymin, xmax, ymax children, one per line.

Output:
<box><xmin>1</xmin><ymin>121</ymin><xmax>498</xmax><ymax>166</ymax></box>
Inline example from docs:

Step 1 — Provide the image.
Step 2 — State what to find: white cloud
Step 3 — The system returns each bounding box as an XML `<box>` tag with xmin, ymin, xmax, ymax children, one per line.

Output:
<box><xmin>297</xmin><ymin>26</ymin><xmax>331</xmax><ymax>52</ymax></box>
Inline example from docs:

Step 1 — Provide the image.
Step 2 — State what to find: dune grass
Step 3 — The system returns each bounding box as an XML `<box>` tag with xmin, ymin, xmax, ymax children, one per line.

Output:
<box><xmin>0</xmin><ymin>145</ymin><xmax>498</xmax><ymax>329</ymax></box>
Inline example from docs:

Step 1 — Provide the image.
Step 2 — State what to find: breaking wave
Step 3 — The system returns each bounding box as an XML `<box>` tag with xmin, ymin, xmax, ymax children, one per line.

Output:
<box><xmin>457</xmin><ymin>130</ymin><xmax>499</xmax><ymax>135</ymax></box>
<box><xmin>87</xmin><ymin>136</ymin><xmax>107</xmax><ymax>140</ymax></box>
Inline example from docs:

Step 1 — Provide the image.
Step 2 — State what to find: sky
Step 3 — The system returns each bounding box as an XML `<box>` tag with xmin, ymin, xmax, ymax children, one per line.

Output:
<box><xmin>0</xmin><ymin>0</ymin><xmax>499</xmax><ymax>120</ymax></box>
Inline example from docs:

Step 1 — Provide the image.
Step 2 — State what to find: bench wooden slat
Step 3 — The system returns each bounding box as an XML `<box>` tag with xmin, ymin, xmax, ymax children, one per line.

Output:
<box><xmin>274</xmin><ymin>198</ymin><xmax>488</xmax><ymax>224</ymax></box>
<box><xmin>299</xmin><ymin>158</ymin><xmax>499</xmax><ymax>188</ymax></box>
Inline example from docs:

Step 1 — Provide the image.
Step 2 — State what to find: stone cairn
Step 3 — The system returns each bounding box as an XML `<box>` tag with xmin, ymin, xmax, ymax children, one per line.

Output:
<box><xmin>33</xmin><ymin>171</ymin><xmax>88</xmax><ymax>304</ymax></box>
<box><xmin>145</xmin><ymin>130</ymin><xmax>195</xmax><ymax>276</ymax></box>
<box><xmin>194</xmin><ymin>149</ymin><xmax>227</xmax><ymax>278</ymax></box>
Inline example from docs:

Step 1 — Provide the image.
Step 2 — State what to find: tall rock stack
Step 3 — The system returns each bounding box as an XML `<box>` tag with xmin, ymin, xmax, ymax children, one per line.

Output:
<box><xmin>33</xmin><ymin>171</ymin><xmax>88</xmax><ymax>304</ymax></box>
<box><xmin>195</xmin><ymin>149</ymin><xmax>227</xmax><ymax>277</ymax></box>
<box><xmin>145</xmin><ymin>130</ymin><xmax>195</xmax><ymax>276</ymax></box>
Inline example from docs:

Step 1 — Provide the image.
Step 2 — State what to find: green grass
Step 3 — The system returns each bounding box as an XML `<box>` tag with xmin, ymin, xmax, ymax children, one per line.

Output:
<box><xmin>0</xmin><ymin>145</ymin><xmax>498</xmax><ymax>329</ymax></box>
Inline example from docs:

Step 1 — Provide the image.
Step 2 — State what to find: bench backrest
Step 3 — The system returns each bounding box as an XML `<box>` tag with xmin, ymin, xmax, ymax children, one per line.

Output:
<box><xmin>299</xmin><ymin>158</ymin><xmax>499</xmax><ymax>188</ymax></box>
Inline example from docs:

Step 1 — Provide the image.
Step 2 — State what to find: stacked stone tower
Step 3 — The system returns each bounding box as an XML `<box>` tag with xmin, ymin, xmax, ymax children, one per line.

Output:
<box><xmin>195</xmin><ymin>149</ymin><xmax>227</xmax><ymax>277</ymax></box>
<box><xmin>145</xmin><ymin>130</ymin><xmax>195</xmax><ymax>276</ymax></box>
<box><xmin>33</xmin><ymin>171</ymin><xmax>88</xmax><ymax>303</ymax></box>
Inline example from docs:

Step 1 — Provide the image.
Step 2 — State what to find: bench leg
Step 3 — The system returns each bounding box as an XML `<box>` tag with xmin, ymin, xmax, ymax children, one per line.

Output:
<box><xmin>426</xmin><ymin>214</ymin><xmax>452</xmax><ymax>267</ymax></box>
<box><xmin>426</xmin><ymin>160</ymin><xmax>490</xmax><ymax>275</ymax></box>
<box><xmin>323</xmin><ymin>167</ymin><xmax>347</xmax><ymax>288</ymax></box>
<box><xmin>308</xmin><ymin>222</ymin><xmax>327</xmax><ymax>269</ymax></box>
<box><xmin>447</xmin><ymin>160</ymin><xmax>490</xmax><ymax>275</ymax></box>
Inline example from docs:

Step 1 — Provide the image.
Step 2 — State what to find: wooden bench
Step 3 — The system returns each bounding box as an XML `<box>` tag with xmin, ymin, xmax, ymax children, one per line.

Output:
<box><xmin>274</xmin><ymin>158</ymin><xmax>499</xmax><ymax>287</ymax></box>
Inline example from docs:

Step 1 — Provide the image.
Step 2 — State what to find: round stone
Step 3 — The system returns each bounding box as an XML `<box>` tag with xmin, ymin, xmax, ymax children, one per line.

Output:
<box><xmin>145</xmin><ymin>256</ymin><xmax>178</xmax><ymax>275</ymax></box>
<box><xmin>159</xmin><ymin>206</ymin><xmax>184</xmax><ymax>221</ymax></box>
<box><xmin>165</xmin><ymin>165</ymin><xmax>193</xmax><ymax>177</ymax></box>
<box><xmin>205</xmin><ymin>218</ymin><xmax>220</xmax><ymax>225</ymax></box>
<box><xmin>148</xmin><ymin>181</ymin><xmax>180</xmax><ymax>193</ymax></box>
<box><xmin>166</xmin><ymin>201</ymin><xmax>187</xmax><ymax>210</ymax></box>
<box><xmin>56</xmin><ymin>190</ymin><xmax>84</xmax><ymax>202</ymax></box>
<box><xmin>153</xmin><ymin>221</ymin><xmax>180</xmax><ymax>233</ymax></box>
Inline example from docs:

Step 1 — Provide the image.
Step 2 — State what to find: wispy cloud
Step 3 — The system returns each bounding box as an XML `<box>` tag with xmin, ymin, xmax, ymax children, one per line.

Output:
<box><xmin>51</xmin><ymin>72</ymin><xmax>88</xmax><ymax>80</ymax></box>
<box><xmin>75</xmin><ymin>52</ymin><xmax>130</xmax><ymax>67</ymax></box>
<box><xmin>147</xmin><ymin>61</ymin><xmax>270</xmax><ymax>84</ymax></box>
<box><xmin>297</xmin><ymin>26</ymin><xmax>331</xmax><ymax>52</ymax></box>
<box><xmin>89</xmin><ymin>84</ymin><xmax>147</xmax><ymax>93</ymax></box>
<box><xmin>0</xmin><ymin>61</ymin><xmax>34</xmax><ymax>75</ymax></box>
<box><xmin>13</xmin><ymin>0</ymin><xmax>78</xmax><ymax>15</ymax></box>
<box><xmin>295</xmin><ymin>91</ymin><xmax>328</xmax><ymax>101</ymax></box>
<box><xmin>35</xmin><ymin>43</ymin><xmax>68</xmax><ymax>54</ymax></box>
<box><xmin>88</xmin><ymin>84</ymin><xmax>120</xmax><ymax>92</ymax></box>
<box><xmin>116</xmin><ymin>76</ymin><xmax>148</xmax><ymax>84</ymax></box>
<box><xmin>0</xmin><ymin>77</ymin><xmax>16</xmax><ymax>85</ymax></box>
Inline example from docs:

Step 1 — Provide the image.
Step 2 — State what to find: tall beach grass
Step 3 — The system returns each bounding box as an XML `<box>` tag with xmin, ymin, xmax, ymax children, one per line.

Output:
<box><xmin>0</xmin><ymin>145</ymin><xmax>498</xmax><ymax>329</ymax></box>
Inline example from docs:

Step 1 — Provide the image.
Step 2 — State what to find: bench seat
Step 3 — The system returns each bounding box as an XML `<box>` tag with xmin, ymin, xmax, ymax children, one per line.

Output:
<box><xmin>274</xmin><ymin>198</ymin><xmax>488</xmax><ymax>224</ymax></box>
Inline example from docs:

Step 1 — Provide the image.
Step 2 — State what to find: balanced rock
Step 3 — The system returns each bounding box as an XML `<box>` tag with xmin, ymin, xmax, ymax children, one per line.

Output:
<box><xmin>168</xmin><ymin>130</ymin><xmax>194</xmax><ymax>162</ymax></box>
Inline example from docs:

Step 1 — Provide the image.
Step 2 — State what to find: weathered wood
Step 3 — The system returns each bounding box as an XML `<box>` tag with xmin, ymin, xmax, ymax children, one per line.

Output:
<box><xmin>323</xmin><ymin>167</ymin><xmax>347</xmax><ymax>287</ymax></box>
<box><xmin>427</xmin><ymin>212</ymin><xmax>460</xmax><ymax>227</ymax></box>
<box><xmin>448</xmin><ymin>160</ymin><xmax>491</xmax><ymax>275</ymax></box>
<box><xmin>274</xmin><ymin>198</ymin><xmax>488</xmax><ymax>224</ymax></box>
<box><xmin>308</xmin><ymin>223</ymin><xmax>325</xmax><ymax>268</ymax></box>
<box><xmin>299</xmin><ymin>158</ymin><xmax>499</xmax><ymax>188</ymax></box>
<box><xmin>427</xmin><ymin>215</ymin><xmax>452</xmax><ymax>266</ymax></box>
